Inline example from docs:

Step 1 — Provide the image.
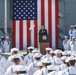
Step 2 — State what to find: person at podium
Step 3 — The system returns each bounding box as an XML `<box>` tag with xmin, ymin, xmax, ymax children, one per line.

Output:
<box><xmin>39</xmin><ymin>25</ymin><xmax>47</xmax><ymax>34</ymax></box>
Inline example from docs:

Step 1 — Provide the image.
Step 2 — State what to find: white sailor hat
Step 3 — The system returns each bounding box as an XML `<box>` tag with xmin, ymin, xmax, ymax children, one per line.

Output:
<box><xmin>61</xmin><ymin>56</ymin><xmax>67</xmax><ymax>60</ymax></box>
<box><xmin>54</xmin><ymin>49</ymin><xmax>62</xmax><ymax>54</ymax></box>
<box><xmin>72</xmin><ymin>36</ymin><xmax>75</xmax><ymax>39</ymax></box>
<box><xmin>50</xmin><ymin>50</ymin><xmax>54</xmax><ymax>53</ymax></box>
<box><xmin>64</xmin><ymin>36</ymin><xmax>68</xmax><ymax>38</ymax></box>
<box><xmin>47</xmin><ymin>65</ymin><xmax>57</xmax><ymax>70</ymax></box>
<box><xmin>16</xmin><ymin>65</ymin><xmax>27</xmax><ymax>71</ymax></box>
<box><xmin>38</xmin><ymin>62</ymin><xmax>42</xmax><ymax>66</ymax></box>
<box><xmin>32</xmin><ymin>49</ymin><xmax>39</xmax><ymax>53</ymax></box>
<box><xmin>62</xmin><ymin>51</ymin><xmax>68</xmax><ymax>56</ymax></box>
<box><xmin>33</xmin><ymin>53</ymin><xmax>42</xmax><ymax>58</ymax></box>
<box><xmin>59</xmin><ymin>12</ymin><xmax>63</xmax><ymax>18</ymax></box>
<box><xmin>46</xmin><ymin>47</ymin><xmax>53</xmax><ymax>51</ymax></box>
<box><xmin>68</xmin><ymin>56</ymin><xmax>76</xmax><ymax>61</ymax></box>
<box><xmin>42</xmin><ymin>58</ymin><xmax>51</xmax><ymax>63</ymax></box>
<box><xmin>70</xmin><ymin>25</ymin><xmax>74</xmax><ymax>27</ymax></box>
<box><xmin>11</xmin><ymin>48</ymin><xmax>19</xmax><ymax>53</ymax></box>
<box><xmin>0</xmin><ymin>36</ymin><xmax>4</xmax><ymax>38</ymax></box>
<box><xmin>16</xmin><ymin>65</ymin><xmax>27</xmax><ymax>75</ymax></box>
<box><xmin>45</xmin><ymin>47</ymin><xmax>50</xmax><ymax>51</ymax></box>
<box><xmin>67</xmin><ymin>51</ymin><xmax>71</xmax><ymax>55</ymax></box>
<box><xmin>6</xmin><ymin>36</ymin><xmax>10</xmax><ymax>39</ymax></box>
<box><xmin>27</xmin><ymin>46</ymin><xmax>34</xmax><ymax>50</ymax></box>
<box><xmin>12</xmin><ymin>54</ymin><xmax>20</xmax><ymax>59</ymax></box>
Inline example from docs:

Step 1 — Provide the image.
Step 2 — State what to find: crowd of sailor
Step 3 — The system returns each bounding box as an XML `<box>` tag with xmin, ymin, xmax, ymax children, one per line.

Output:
<box><xmin>62</xmin><ymin>25</ymin><xmax>76</xmax><ymax>50</ymax></box>
<box><xmin>0</xmin><ymin>25</ymin><xmax>76</xmax><ymax>75</ymax></box>
<box><xmin>0</xmin><ymin>46</ymin><xmax>76</xmax><ymax>75</ymax></box>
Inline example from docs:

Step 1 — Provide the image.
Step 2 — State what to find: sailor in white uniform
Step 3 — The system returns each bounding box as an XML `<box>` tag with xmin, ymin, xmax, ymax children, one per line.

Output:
<box><xmin>0</xmin><ymin>53</ymin><xmax>6</xmax><ymax>73</ymax></box>
<box><xmin>50</xmin><ymin>50</ymin><xmax>54</xmax><ymax>58</ymax></box>
<box><xmin>42</xmin><ymin>48</ymin><xmax>52</xmax><ymax>59</ymax></box>
<box><xmin>33</xmin><ymin>62</ymin><xmax>43</xmax><ymax>75</ymax></box>
<box><xmin>59</xmin><ymin>56</ymin><xmax>76</xmax><ymax>75</ymax></box>
<box><xmin>6</xmin><ymin>48</ymin><xmax>23</xmax><ymax>69</ymax></box>
<box><xmin>45</xmin><ymin>48</ymin><xmax>53</xmax><ymax>58</ymax></box>
<box><xmin>59</xmin><ymin>56</ymin><xmax>68</xmax><ymax>70</ymax></box>
<box><xmin>41</xmin><ymin>58</ymin><xmax>51</xmax><ymax>75</ymax></box>
<box><xmin>69</xmin><ymin>36</ymin><xmax>76</xmax><ymax>51</ymax></box>
<box><xmin>5</xmin><ymin>55</ymin><xmax>25</xmax><ymax>75</ymax></box>
<box><xmin>73</xmin><ymin>25</ymin><xmax>76</xmax><ymax>37</ymax></box>
<box><xmin>47</xmin><ymin>65</ymin><xmax>59</xmax><ymax>75</ymax></box>
<box><xmin>3</xmin><ymin>36</ymin><xmax>10</xmax><ymax>52</ymax></box>
<box><xmin>69</xmin><ymin>25</ymin><xmax>74</xmax><ymax>38</ymax></box>
<box><xmin>24</xmin><ymin>46</ymin><xmax>34</xmax><ymax>66</ymax></box>
<box><xmin>0</xmin><ymin>60</ymin><xmax>6</xmax><ymax>75</ymax></box>
<box><xmin>54</xmin><ymin>50</ymin><xmax>62</xmax><ymax>65</ymax></box>
<box><xmin>49</xmin><ymin>51</ymin><xmax>55</xmax><ymax>65</ymax></box>
<box><xmin>68</xmin><ymin>34</ymin><xmax>73</xmax><ymax>49</ymax></box>
<box><xmin>27</xmin><ymin>53</ymin><xmax>42</xmax><ymax>75</ymax></box>
<box><xmin>62</xmin><ymin>36</ymin><xmax>70</xmax><ymax>50</ymax></box>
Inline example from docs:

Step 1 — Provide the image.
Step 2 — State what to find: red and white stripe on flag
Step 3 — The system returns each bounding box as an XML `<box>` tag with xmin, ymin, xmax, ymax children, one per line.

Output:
<box><xmin>12</xmin><ymin>0</ymin><xmax>59</xmax><ymax>50</ymax></box>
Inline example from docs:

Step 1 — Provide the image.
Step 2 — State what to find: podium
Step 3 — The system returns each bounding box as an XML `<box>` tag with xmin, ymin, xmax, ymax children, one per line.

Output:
<box><xmin>38</xmin><ymin>34</ymin><xmax>50</xmax><ymax>55</ymax></box>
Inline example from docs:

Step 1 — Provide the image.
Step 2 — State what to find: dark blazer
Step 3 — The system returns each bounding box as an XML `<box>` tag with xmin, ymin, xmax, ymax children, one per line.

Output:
<box><xmin>39</xmin><ymin>29</ymin><xmax>47</xmax><ymax>34</ymax></box>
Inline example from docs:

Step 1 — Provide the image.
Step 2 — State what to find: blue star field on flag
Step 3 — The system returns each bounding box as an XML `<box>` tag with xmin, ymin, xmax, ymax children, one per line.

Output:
<box><xmin>13</xmin><ymin>0</ymin><xmax>37</xmax><ymax>20</ymax></box>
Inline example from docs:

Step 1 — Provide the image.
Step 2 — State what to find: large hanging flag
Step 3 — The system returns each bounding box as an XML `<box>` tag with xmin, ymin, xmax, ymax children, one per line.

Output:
<box><xmin>12</xmin><ymin>0</ymin><xmax>59</xmax><ymax>50</ymax></box>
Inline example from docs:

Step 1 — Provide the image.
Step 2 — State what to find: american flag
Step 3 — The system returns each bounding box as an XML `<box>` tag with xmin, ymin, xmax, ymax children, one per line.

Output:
<box><xmin>12</xmin><ymin>0</ymin><xmax>59</xmax><ymax>50</ymax></box>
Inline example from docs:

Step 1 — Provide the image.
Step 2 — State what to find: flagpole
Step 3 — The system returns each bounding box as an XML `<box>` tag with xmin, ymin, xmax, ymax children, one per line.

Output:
<box><xmin>4</xmin><ymin>0</ymin><xmax>8</xmax><ymax>35</ymax></box>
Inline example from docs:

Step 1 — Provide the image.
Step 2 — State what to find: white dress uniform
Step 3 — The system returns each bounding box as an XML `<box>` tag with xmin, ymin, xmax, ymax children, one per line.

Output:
<box><xmin>41</xmin><ymin>67</ymin><xmax>48</xmax><ymax>75</ymax></box>
<box><xmin>70</xmin><ymin>40</ymin><xmax>76</xmax><ymax>51</ymax></box>
<box><xmin>54</xmin><ymin>50</ymin><xmax>62</xmax><ymax>65</ymax></box>
<box><xmin>41</xmin><ymin>58</ymin><xmax>52</xmax><ymax>75</ymax></box>
<box><xmin>27</xmin><ymin>60</ymin><xmax>40</xmax><ymax>75</ymax></box>
<box><xmin>64</xmin><ymin>67</ymin><xmax>76</xmax><ymax>75</ymax></box>
<box><xmin>5</xmin><ymin>65</ymin><xmax>28</xmax><ymax>75</ymax></box>
<box><xmin>0</xmin><ymin>54</ymin><xmax>6</xmax><ymax>70</ymax></box>
<box><xmin>27</xmin><ymin>53</ymin><xmax>42</xmax><ymax>75</ymax></box>
<box><xmin>0</xmin><ymin>62</ymin><xmax>6</xmax><ymax>75</ymax></box>
<box><xmin>59</xmin><ymin>64</ymin><xmax>68</xmax><ymax>71</ymax></box>
<box><xmin>5</xmin><ymin>55</ymin><xmax>28</xmax><ymax>75</ymax></box>
<box><xmin>33</xmin><ymin>69</ymin><xmax>42</xmax><ymax>75</ymax></box>
<box><xmin>24</xmin><ymin>53</ymin><xmax>33</xmax><ymax>66</ymax></box>
<box><xmin>62</xmin><ymin>40</ymin><xmax>70</xmax><ymax>50</ymax></box>
<box><xmin>3</xmin><ymin>38</ymin><xmax>10</xmax><ymax>52</ymax></box>
<box><xmin>69</xmin><ymin>25</ymin><xmax>74</xmax><ymax>38</ymax></box>
<box><xmin>58</xmin><ymin>56</ymin><xmax>68</xmax><ymax>71</ymax></box>
<box><xmin>5</xmin><ymin>64</ymin><xmax>18</xmax><ymax>75</ymax></box>
<box><xmin>6</xmin><ymin>55</ymin><xmax>23</xmax><ymax>69</ymax></box>
<box><xmin>60</xmin><ymin>57</ymin><xmax>76</xmax><ymax>75</ymax></box>
<box><xmin>33</xmin><ymin>62</ymin><xmax>42</xmax><ymax>75</ymax></box>
<box><xmin>54</xmin><ymin>57</ymin><xmax>62</xmax><ymax>65</ymax></box>
<box><xmin>24</xmin><ymin>46</ymin><xmax>34</xmax><ymax>65</ymax></box>
<box><xmin>6</xmin><ymin>48</ymin><xmax>23</xmax><ymax>69</ymax></box>
<box><xmin>73</xmin><ymin>29</ymin><xmax>76</xmax><ymax>37</ymax></box>
<box><xmin>69</xmin><ymin>29</ymin><xmax>74</xmax><ymax>36</ymax></box>
<box><xmin>42</xmin><ymin>48</ymin><xmax>53</xmax><ymax>59</ymax></box>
